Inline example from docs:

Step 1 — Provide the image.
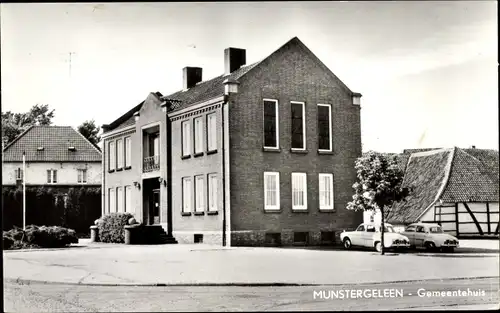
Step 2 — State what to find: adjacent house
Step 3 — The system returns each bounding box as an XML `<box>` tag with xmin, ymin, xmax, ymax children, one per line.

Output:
<box><xmin>2</xmin><ymin>125</ymin><xmax>102</xmax><ymax>187</ymax></box>
<box><xmin>101</xmin><ymin>36</ymin><xmax>363</xmax><ymax>246</ymax></box>
<box><xmin>365</xmin><ymin>147</ymin><xmax>499</xmax><ymax>238</ymax></box>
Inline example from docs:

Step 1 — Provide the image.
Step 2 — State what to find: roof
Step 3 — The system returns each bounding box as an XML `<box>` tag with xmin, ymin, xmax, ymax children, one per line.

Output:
<box><xmin>103</xmin><ymin>36</ymin><xmax>361</xmax><ymax>133</ymax></box>
<box><xmin>387</xmin><ymin>147</ymin><xmax>499</xmax><ymax>224</ymax></box>
<box><xmin>2</xmin><ymin>125</ymin><xmax>102</xmax><ymax>162</ymax></box>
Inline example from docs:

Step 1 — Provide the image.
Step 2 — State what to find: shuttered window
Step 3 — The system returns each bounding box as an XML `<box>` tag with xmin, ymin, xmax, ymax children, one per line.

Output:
<box><xmin>194</xmin><ymin>117</ymin><xmax>203</xmax><ymax>154</ymax></box>
<box><xmin>292</xmin><ymin>173</ymin><xmax>307</xmax><ymax>211</ymax></box>
<box><xmin>208</xmin><ymin>173</ymin><xmax>218</xmax><ymax>212</ymax></box>
<box><xmin>124</xmin><ymin>186</ymin><xmax>132</xmax><ymax>213</ymax></box>
<box><xmin>182</xmin><ymin>177</ymin><xmax>192</xmax><ymax>213</ymax></box>
<box><xmin>195</xmin><ymin>175</ymin><xmax>204</xmax><ymax>212</ymax></box>
<box><xmin>264</xmin><ymin>172</ymin><xmax>280</xmax><ymax>211</ymax></box>
<box><xmin>108</xmin><ymin>188</ymin><xmax>115</xmax><ymax>213</ymax></box>
<box><xmin>207</xmin><ymin>113</ymin><xmax>217</xmax><ymax>152</ymax></box>
<box><xmin>109</xmin><ymin>141</ymin><xmax>116</xmax><ymax>170</ymax></box>
<box><xmin>47</xmin><ymin>170</ymin><xmax>57</xmax><ymax>184</ymax></box>
<box><xmin>319</xmin><ymin>173</ymin><xmax>334</xmax><ymax>211</ymax></box>
<box><xmin>117</xmin><ymin>187</ymin><xmax>124</xmax><ymax>212</ymax></box>
<box><xmin>124</xmin><ymin>137</ymin><xmax>131</xmax><ymax>168</ymax></box>
<box><xmin>182</xmin><ymin>121</ymin><xmax>191</xmax><ymax>157</ymax></box>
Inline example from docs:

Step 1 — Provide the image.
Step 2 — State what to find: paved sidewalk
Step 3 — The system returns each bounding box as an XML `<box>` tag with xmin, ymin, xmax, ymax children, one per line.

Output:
<box><xmin>4</xmin><ymin>240</ymin><xmax>499</xmax><ymax>286</ymax></box>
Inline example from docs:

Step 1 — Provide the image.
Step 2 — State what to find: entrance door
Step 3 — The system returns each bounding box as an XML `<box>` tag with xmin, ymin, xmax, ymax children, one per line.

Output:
<box><xmin>150</xmin><ymin>189</ymin><xmax>160</xmax><ymax>225</ymax></box>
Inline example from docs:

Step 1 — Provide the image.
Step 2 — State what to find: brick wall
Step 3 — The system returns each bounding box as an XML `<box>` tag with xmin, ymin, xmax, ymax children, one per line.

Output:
<box><xmin>228</xmin><ymin>39</ymin><xmax>363</xmax><ymax>246</ymax></box>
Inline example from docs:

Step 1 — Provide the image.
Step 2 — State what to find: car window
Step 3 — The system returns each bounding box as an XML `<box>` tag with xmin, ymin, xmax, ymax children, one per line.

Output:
<box><xmin>429</xmin><ymin>226</ymin><xmax>443</xmax><ymax>233</ymax></box>
<box><xmin>366</xmin><ymin>225</ymin><xmax>376</xmax><ymax>232</ymax></box>
<box><xmin>356</xmin><ymin>225</ymin><xmax>365</xmax><ymax>231</ymax></box>
<box><xmin>416</xmin><ymin>226</ymin><xmax>425</xmax><ymax>233</ymax></box>
<box><xmin>405</xmin><ymin>226</ymin><xmax>416</xmax><ymax>232</ymax></box>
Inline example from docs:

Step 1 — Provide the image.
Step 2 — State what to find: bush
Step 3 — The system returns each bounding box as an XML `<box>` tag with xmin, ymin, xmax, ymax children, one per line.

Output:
<box><xmin>3</xmin><ymin>225</ymin><xmax>78</xmax><ymax>249</ymax></box>
<box><xmin>97</xmin><ymin>213</ymin><xmax>135</xmax><ymax>243</ymax></box>
<box><xmin>3</xmin><ymin>236</ymin><xmax>14</xmax><ymax>250</ymax></box>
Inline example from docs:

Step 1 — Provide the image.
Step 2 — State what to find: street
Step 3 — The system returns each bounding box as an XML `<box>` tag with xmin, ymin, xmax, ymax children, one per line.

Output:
<box><xmin>4</xmin><ymin>277</ymin><xmax>499</xmax><ymax>311</ymax></box>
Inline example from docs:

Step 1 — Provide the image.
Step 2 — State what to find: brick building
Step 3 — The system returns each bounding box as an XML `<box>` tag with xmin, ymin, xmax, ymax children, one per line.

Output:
<box><xmin>101</xmin><ymin>37</ymin><xmax>363</xmax><ymax>246</ymax></box>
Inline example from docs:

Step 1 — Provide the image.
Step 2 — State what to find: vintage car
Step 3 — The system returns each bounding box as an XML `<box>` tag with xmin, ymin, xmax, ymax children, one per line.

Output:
<box><xmin>340</xmin><ymin>223</ymin><xmax>410</xmax><ymax>252</ymax></box>
<box><xmin>401</xmin><ymin>223</ymin><xmax>459</xmax><ymax>252</ymax></box>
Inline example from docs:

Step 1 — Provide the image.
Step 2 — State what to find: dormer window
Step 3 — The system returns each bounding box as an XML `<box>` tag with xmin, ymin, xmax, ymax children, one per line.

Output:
<box><xmin>68</xmin><ymin>146</ymin><xmax>76</xmax><ymax>151</ymax></box>
<box><xmin>37</xmin><ymin>147</ymin><xmax>44</xmax><ymax>151</ymax></box>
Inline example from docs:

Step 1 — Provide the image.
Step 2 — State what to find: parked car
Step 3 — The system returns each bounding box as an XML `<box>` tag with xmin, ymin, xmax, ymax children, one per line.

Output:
<box><xmin>401</xmin><ymin>223</ymin><xmax>459</xmax><ymax>252</ymax></box>
<box><xmin>340</xmin><ymin>223</ymin><xmax>410</xmax><ymax>252</ymax></box>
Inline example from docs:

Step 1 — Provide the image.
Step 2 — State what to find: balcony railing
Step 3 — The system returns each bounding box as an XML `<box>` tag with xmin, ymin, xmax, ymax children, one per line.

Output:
<box><xmin>143</xmin><ymin>155</ymin><xmax>160</xmax><ymax>173</ymax></box>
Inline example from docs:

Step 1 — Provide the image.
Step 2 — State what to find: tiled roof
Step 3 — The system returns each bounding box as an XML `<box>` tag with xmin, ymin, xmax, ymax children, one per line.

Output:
<box><xmin>440</xmin><ymin>148</ymin><xmax>499</xmax><ymax>202</ymax></box>
<box><xmin>2</xmin><ymin>126</ymin><xmax>102</xmax><ymax>162</ymax></box>
<box><xmin>386</xmin><ymin>149</ymin><xmax>453</xmax><ymax>224</ymax></box>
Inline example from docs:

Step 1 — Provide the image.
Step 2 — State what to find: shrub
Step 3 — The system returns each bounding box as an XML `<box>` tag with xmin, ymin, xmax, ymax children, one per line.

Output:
<box><xmin>97</xmin><ymin>213</ymin><xmax>135</xmax><ymax>243</ymax></box>
<box><xmin>3</xmin><ymin>225</ymin><xmax>78</xmax><ymax>249</ymax></box>
<box><xmin>3</xmin><ymin>235</ymin><xmax>14</xmax><ymax>250</ymax></box>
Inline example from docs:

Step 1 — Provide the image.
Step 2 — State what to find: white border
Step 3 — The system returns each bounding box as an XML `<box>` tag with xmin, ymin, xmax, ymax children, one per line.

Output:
<box><xmin>263</xmin><ymin>99</ymin><xmax>279</xmax><ymax>149</ymax></box>
<box><xmin>290</xmin><ymin>101</ymin><xmax>306</xmax><ymax>150</ymax></box>
<box><xmin>291</xmin><ymin>172</ymin><xmax>308</xmax><ymax>211</ymax></box>
<box><xmin>317</xmin><ymin>104</ymin><xmax>332</xmax><ymax>152</ymax></box>
<box><xmin>264</xmin><ymin>171</ymin><xmax>280</xmax><ymax>211</ymax></box>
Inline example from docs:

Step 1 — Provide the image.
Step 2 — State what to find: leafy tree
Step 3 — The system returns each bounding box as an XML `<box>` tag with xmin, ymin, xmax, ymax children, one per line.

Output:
<box><xmin>77</xmin><ymin>119</ymin><xmax>101</xmax><ymax>149</ymax></box>
<box><xmin>2</xmin><ymin>104</ymin><xmax>55</xmax><ymax>147</ymax></box>
<box><xmin>346</xmin><ymin>151</ymin><xmax>409</xmax><ymax>255</ymax></box>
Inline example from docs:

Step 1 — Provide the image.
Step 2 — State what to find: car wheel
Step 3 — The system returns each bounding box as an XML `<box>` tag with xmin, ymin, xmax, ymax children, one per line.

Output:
<box><xmin>343</xmin><ymin>238</ymin><xmax>352</xmax><ymax>250</ymax></box>
<box><xmin>425</xmin><ymin>242</ymin><xmax>436</xmax><ymax>251</ymax></box>
<box><xmin>375</xmin><ymin>242</ymin><xmax>382</xmax><ymax>252</ymax></box>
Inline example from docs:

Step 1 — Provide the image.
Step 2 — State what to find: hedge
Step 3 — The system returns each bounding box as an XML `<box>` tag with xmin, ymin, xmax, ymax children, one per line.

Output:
<box><xmin>2</xmin><ymin>186</ymin><xmax>101</xmax><ymax>235</ymax></box>
<box><xmin>96</xmin><ymin>212</ymin><xmax>135</xmax><ymax>243</ymax></box>
<box><xmin>3</xmin><ymin>225</ymin><xmax>79</xmax><ymax>249</ymax></box>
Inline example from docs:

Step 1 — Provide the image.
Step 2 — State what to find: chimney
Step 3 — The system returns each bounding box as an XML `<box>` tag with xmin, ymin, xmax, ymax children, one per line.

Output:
<box><xmin>183</xmin><ymin>67</ymin><xmax>202</xmax><ymax>90</ymax></box>
<box><xmin>224</xmin><ymin>48</ymin><xmax>246</xmax><ymax>75</ymax></box>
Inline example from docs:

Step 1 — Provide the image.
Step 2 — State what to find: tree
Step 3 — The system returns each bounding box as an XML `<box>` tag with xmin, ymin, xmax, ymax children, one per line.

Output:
<box><xmin>77</xmin><ymin>120</ymin><xmax>101</xmax><ymax>149</ymax></box>
<box><xmin>2</xmin><ymin>104</ymin><xmax>55</xmax><ymax>147</ymax></box>
<box><xmin>346</xmin><ymin>151</ymin><xmax>410</xmax><ymax>255</ymax></box>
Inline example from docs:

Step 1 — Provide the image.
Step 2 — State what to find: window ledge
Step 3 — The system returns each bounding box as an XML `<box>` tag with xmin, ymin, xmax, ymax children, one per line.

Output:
<box><xmin>124</xmin><ymin>166</ymin><xmax>132</xmax><ymax>170</ymax></box>
<box><xmin>263</xmin><ymin>147</ymin><xmax>281</xmax><ymax>153</ymax></box>
<box><xmin>319</xmin><ymin>209</ymin><xmax>336</xmax><ymax>213</ymax></box>
<box><xmin>108</xmin><ymin>169</ymin><xmax>115</xmax><ymax>173</ymax></box>
<box><xmin>292</xmin><ymin>209</ymin><xmax>309</xmax><ymax>213</ymax></box>
<box><xmin>194</xmin><ymin>152</ymin><xmax>204</xmax><ymax>158</ymax></box>
<box><xmin>207</xmin><ymin>149</ymin><xmax>218</xmax><ymax>155</ymax></box>
<box><xmin>116</xmin><ymin>168</ymin><xmax>123</xmax><ymax>172</ymax></box>
<box><xmin>207</xmin><ymin>211</ymin><xmax>218</xmax><ymax>215</ymax></box>
<box><xmin>194</xmin><ymin>211</ymin><xmax>205</xmax><ymax>216</ymax></box>
<box><xmin>318</xmin><ymin>150</ymin><xmax>334</xmax><ymax>155</ymax></box>
<box><xmin>264</xmin><ymin>209</ymin><xmax>282</xmax><ymax>213</ymax></box>
<box><xmin>181</xmin><ymin>155</ymin><xmax>191</xmax><ymax>160</ymax></box>
<box><xmin>290</xmin><ymin>148</ymin><xmax>308</xmax><ymax>154</ymax></box>
<box><xmin>181</xmin><ymin>212</ymin><xmax>192</xmax><ymax>216</ymax></box>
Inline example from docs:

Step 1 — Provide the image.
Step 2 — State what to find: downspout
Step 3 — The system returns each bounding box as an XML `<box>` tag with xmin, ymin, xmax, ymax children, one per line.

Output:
<box><xmin>221</xmin><ymin>97</ymin><xmax>227</xmax><ymax>247</ymax></box>
<box><xmin>102</xmin><ymin>139</ymin><xmax>106</xmax><ymax>216</ymax></box>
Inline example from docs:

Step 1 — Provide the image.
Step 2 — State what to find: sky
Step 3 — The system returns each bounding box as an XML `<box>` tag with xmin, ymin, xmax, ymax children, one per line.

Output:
<box><xmin>1</xmin><ymin>1</ymin><xmax>498</xmax><ymax>153</ymax></box>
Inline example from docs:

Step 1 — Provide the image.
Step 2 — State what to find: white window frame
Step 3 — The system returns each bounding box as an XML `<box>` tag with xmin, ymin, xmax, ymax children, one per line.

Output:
<box><xmin>291</xmin><ymin>173</ymin><xmax>308</xmax><ymax>211</ymax></box>
<box><xmin>15</xmin><ymin>168</ymin><xmax>23</xmax><ymax>180</ymax></box>
<box><xmin>116</xmin><ymin>138</ymin><xmax>124</xmax><ymax>169</ymax></box>
<box><xmin>47</xmin><ymin>169</ymin><xmax>57</xmax><ymax>184</ymax></box>
<box><xmin>117</xmin><ymin>187</ymin><xmax>124</xmax><ymax>212</ymax></box>
<box><xmin>181</xmin><ymin>121</ymin><xmax>191</xmax><ymax>157</ymax></box>
<box><xmin>108</xmin><ymin>188</ymin><xmax>116</xmax><ymax>213</ymax></box>
<box><xmin>124</xmin><ymin>186</ymin><xmax>132</xmax><ymax>213</ymax></box>
<box><xmin>263</xmin><ymin>99</ymin><xmax>279</xmax><ymax>149</ymax></box>
<box><xmin>207</xmin><ymin>173</ymin><xmax>218</xmax><ymax>212</ymax></box>
<box><xmin>264</xmin><ymin>171</ymin><xmax>280</xmax><ymax>211</ymax></box>
<box><xmin>194</xmin><ymin>117</ymin><xmax>204</xmax><ymax>154</ymax></box>
<box><xmin>182</xmin><ymin>177</ymin><xmax>192</xmax><ymax>213</ymax></box>
<box><xmin>290</xmin><ymin>101</ymin><xmax>306</xmax><ymax>150</ymax></box>
<box><xmin>318</xmin><ymin>173</ymin><xmax>334</xmax><ymax>211</ymax></box>
<box><xmin>207</xmin><ymin>113</ymin><xmax>217</xmax><ymax>152</ymax></box>
<box><xmin>77</xmin><ymin>169</ymin><xmax>87</xmax><ymax>184</ymax></box>
<box><xmin>124</xmin><ymin>136</ymin><xmax>131</xmax><ymax>168</ymax></box>
<box><xmin>194</xmin><ymin>175</ymin><xmax>205</xmax><ymax>212</ymax></box>
<box><xmin>109</xmin><ymin>141</ymin><xmax>116</xmax><ymax>170</ymax></box>
<box><xmin>317</xmin><ymin>104</ymin><xmax>332</xmax><ymax>152</ymax></box>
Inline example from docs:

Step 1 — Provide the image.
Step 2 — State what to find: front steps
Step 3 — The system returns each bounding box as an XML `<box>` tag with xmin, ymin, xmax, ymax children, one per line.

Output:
<box><xmin>142</xmin><ymin>225</ymin><xmax>178</xmax><ymax>244</ymax></box>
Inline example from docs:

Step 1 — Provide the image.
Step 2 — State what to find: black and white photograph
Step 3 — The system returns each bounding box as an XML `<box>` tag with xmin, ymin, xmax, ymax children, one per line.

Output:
<box><xmin>1</xmin><ymin>1</ymin><xmax>499</xmax><ymax>311</ymax></box>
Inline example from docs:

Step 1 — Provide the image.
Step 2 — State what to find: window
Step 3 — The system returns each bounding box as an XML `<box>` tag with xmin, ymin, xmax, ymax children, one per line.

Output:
<box><xmin>124</xmin><ymin>137</ymin><xmax>131</xmax><ymax>168</ymax></box>
<box><xmin>291</xmin><ymin>101</ymin><xmax>306</xmax><ymax>150</ymax></box>
<box><xmin>124</xmin><ymin>186</ymin><xmax>132</xmax><ymax>213</ymax></box>
<box><xmin>108</xmin><ymin>188</ymin><xmax>115</xmax><ymax>213</ymax></box>
<box><xmin>182</xmin><ymin>177</ymin><xmax>192</xmax><ymax>213</ymax></box>
<box><xmin>117</xmin><ymin>187</ymin><xmax>124</xmax><ymax>212</ymax></box>
<box><xmin>194</xmin><ymin>117</ymin><xmax>203</xmax><ymax>154</ymax></box>
<box><xmin>208</xmin><ymin>173</ymin><xmax>218</xmax><ymax>212</ymax></box>
<box><xmin>356</xmin><ymin>225</ymin><xmax>365</xmax><ymax>231</ymax></box>
<box><xmin>366</xmin><ymin>225</ymin><xmax>376</xmax><ymax>232</ymax></box>
<box><xmin>181</xmin><ymin>121</ymin><xmax>191</xmax><ymax>157</ymax></box>
<box><xmin>405</xmin><ymin>225</ymin><xmax>416</xmax><ymax>232</ymax></box>
<box><xmin>77</xmin><ymin>169</ymin><xmax>87</xmax><ymax>184</ymax></box>
<box><xmin>15</xmin><ymin>168</ymin><xmax>23</xmax><ymax>180</ymax></box>
<box><xmin>291</xmin><ymin>173</ymin><xmax>307</xmax><ymax>210</ymax></box>
<box><xmin>194</xmin><ymin>175</ymin><xmax>204</xmax><ymax>213</ymax></box>
<box><xmin>116</xmin><ymin>139</ymin><xmax>123</xmax><ymax>169</ymax></box>
<box><xmin>416</xmin><ymin>226</ymin><xmax>425</xmax><ymax>233</ymax></box>
<box><xmin>264</xmin><ymin>172</ymin><xmax>280</xmax><ymax>211</ymax></box>
<box><xmin>317</xmin><ymin>104</ymin><xmax>332</xmax><ymax>151</ymax></box>
<box><xmin>263</xmin><ymin>99</ymin><xmax>279</xmax><ymax>148</ymax></box>
<box><xmin>47</xmin><ymin>169</ymin><xmax>57</xmax><ymax>184</ymax></box>
<box><xmin>293</xmin><ymin>232</ymin><xmax>309</xmax><ymax>244</ymax></box>
<box><xmin>108</xmin><ymin>141</ymin><xmax>116</xmax><ymax>170</ymax></box>
<box><xmin>319</xmin><ymin>173</ymin><xmax>334</xmax><ymax>210</ymax></box>
<box><xmin>207</xmin><ymin>113</ymin><xmax>217</xmax><ymax>152</ymax></box>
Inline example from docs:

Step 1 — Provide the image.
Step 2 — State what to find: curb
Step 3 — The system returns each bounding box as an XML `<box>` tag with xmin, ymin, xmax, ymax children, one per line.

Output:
<box><xmin>5</xmin><ymin>276</ymin><xmax>499</xmax><ymax>288</ymax></box>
